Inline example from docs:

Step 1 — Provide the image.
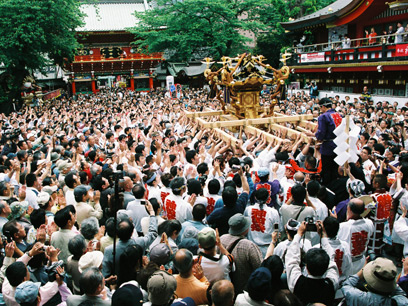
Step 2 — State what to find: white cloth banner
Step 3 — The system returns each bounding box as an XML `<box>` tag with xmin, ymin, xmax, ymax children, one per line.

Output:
<box><xmin>333</xmin><ymin>117</ymin><xmax>361</xmax><ymax>166</ymax></box>
<box><xmin>300</xmin><ymin>52</ymin><xmax>325</xmax><ymax>63</ymax></box>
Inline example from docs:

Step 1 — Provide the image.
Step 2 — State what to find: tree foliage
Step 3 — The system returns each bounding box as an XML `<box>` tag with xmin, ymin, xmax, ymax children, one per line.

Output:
<box><xmin>132</xmin><ymin>0</ymin><xmax>335</xmax><ymax>66</ymax></box>
<box><xmin>254</xmin><ymin>0</ymin><xmax>336</xmax><ymax>66</ymax></box>
<box><xmin>132</xmin><ymin>0</ymin><xmax>279</xmax><ymax>62</ymax></box>
<box><xmin>0</xmin><ymin>0</ymin><xmax>84</xmax><ymax>109</ymax></box>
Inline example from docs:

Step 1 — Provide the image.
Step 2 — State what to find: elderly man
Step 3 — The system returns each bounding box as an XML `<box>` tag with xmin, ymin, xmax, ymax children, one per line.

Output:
<box><xmin>73</xmin><ymin>186</ymin><xmax>102</xmax><ymax>226</ymax></box>
<box><xmin>342</xmin><ymin>257</ymin><xmax>408</xmax><ymax>305</ymax></box>
<box><xmin>102</xmin><ymin>202</ymin><xmax>157</xmax><ymax>277</ymax></box>
<box><xmin>0</xmin><ymin>200</ymin><xmax>11</xmax><ymax>232</ymax></box>
<box><xmin>220</xmin><ymin>213</ymin><xmax>263</xmax><ymax>295</ymax></box>
<box><xmin>56</xmin><ymin>160</ymin><xmax>74</xmax><ymax>187</ymax></box>
<box><xmin>337</xmin><ymin>198</ymin><xmax>375</xmax><ymax>274</ymax></box>
<box><xmin>173</xmin><ymin>248</ymin><xmax>209</xmax><ymax>305</ymax></box>
<box><xmin>122</xmin><ymin>176</ymin><xmax>135</xmax><ymax>209</ymax></box>
<box><xmin>67</xmin><ymin>267</ymin><xmax>110</xmax><ymax>306</ymax></box>
<box><xmin>211</xmin><ymin>280</ymin><xmax>235</xmax><ymax>306</ymax></box>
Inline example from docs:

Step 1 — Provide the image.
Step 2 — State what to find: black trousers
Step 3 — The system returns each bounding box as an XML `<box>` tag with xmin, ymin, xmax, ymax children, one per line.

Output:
<box><xmin>321</xmin><ymin>154</ymin><xmax>338</xmax><ymax>186</ymax></box>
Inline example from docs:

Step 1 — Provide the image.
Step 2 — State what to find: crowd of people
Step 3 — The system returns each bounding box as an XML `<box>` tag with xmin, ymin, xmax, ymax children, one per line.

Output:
<box><xmin>0</xmin><ymin>86</ymin><xmax>408</xmax><ymax>306</ymax></box>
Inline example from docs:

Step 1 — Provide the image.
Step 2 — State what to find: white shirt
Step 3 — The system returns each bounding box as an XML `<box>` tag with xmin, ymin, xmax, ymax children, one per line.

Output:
<box><xmin>125</xmin><ymin>199</ymin><xmax>149</xmax><ymax>232</ymax></box>
<box><xmin>65</xmin><ymin>188</ymin><xmax>75</xmax><ymax>206</ymax></box>
<box><xmin>274</xmin><ymin>238</ymin><xmax>312</xmax><ymax>264</ymax></box>
<box><xmin>244</xmin><ymin>204</ymin><xmax>280</xmax><ymax>248</ymax></box>
<box><xmin>393</xmin><ymin>215</ymin><xmax>408</xmax><ymax>258</ymax></box>
<box><xmin>316</xmin><ymin>238</ymin><xmax>352</xmax><ymax>281</ymax></box>
<box><xmin>278</xmin><ymin>177</ymin><xmax>294</xmax><ymax>206</ymax></box>
<box><xmin>396</xmin><ymin>26</ymin><xmax>404</xmax><ymax>44</ymax></box>
<box><xmin>141</xmin><ymin>216</ymin><xmax>165</xmax><ymax>236</ymax></box>
<box><xmin>337</xmin><ymin>218</ymin><xmax>374</xmax><ymax>274</ymax></box>
<box><xmin>309</xmin><ymin>196</ymin><xmax>328</xmax><ymax>221</ymax></box>
<box><xmin>197</xmin><ymin>253</ymin><xmax>235</xmax><ymax>283</ymax></box>
<box><xmin>234</xmin><ymin>291</ymin><xmax>273</xmax><ymax>306</ymax></box>
<box><xmin>163</xmin><ymin>193</ymin><xmax>193</xmax><ymax>224</ymax></box>
<box><xmin>204</xmin><ymin>194</ymin><xmax>221</xmax><ymax>216</ymax></box>
<box><xmin>286</xmin><ymin>234</ymin><xmax>338</xmax><ymax>293</ymax></box>
<box><xmin>25</xmin><ymin>187</ymin><xmax>39</xmax><ymax>209</ymax></box>
<box><xmin>160</xmin><ymin>186</ymin><xmax>172</xmax><ymax>205</ymax></box>
<box><xmin>308</xmin><ymin>196</ymin><xmax>328</xmax><ymax>246</ymax></box>
<box><xmin>147</xmin><ymin>185</ymin><xmax>162</xmax><ymax>204</ymax></box>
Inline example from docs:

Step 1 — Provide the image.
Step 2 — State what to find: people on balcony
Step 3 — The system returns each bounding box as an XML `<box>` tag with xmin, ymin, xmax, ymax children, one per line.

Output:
<box><xmin>404</xmin><ymin>25</ymin><xmax>408</xmax><ymax>42</ymax></box>
<box><xmin>342</xmin><ymin>34</ymin><xmax>351</xmax><ymax>49</ymax></box>
<box><xmin>387</xmin><ymin>25</ymin><xmax>395</xmax><ymax>44</ymax></box>
<box><xmin>366</xmin><ymin>28</ymin><xmax>377</xmax><ymax>46</ymax></box>
<box><xmin>396</xmin><ymin>22</ymin><xmax>405</xmax><ymax>44</ymax></box>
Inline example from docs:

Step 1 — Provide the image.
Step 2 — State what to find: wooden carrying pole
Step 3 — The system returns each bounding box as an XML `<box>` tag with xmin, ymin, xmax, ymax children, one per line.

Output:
<box><xmin>189</xmin><ymin>110</ymin><xmax>314</xmax><ymax>143</ymax></box>
<box><xmin>186</xmin><ymin>114</ymin><xmax>313</xmax><ymax>129</ymax></box>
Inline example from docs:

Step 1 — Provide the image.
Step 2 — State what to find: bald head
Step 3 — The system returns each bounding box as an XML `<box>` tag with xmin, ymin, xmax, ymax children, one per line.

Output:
<box><xmin>212</xmin><ymin>280</ymin><xmax>234</xmax><ymax>306</ymax></box>
<box><xmin>294</xmin><ymin>171</ymin><xmax>305</xmax><ymax>183</ymax></box>
<box><xmin>173</xmin><ymin>249</ymin><xmax>194</xmax><ymax>275</ymax></box>
<box><xmin>122</xmin><ymin>176</ymin><xmax>133</xmax><ymax>191</ymax></box>
<box><xmin>347</xmin><ymin>198</ymin><xmax>364</xmax><ymax>219</ymax></box>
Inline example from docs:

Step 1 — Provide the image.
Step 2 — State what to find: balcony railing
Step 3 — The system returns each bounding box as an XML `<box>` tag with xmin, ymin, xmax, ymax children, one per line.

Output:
<box><xmin>291</xmin><ymin>32</ymin><xmax>408</xmax><ymax>66</ymax></box>
<box><xmin>295</xmin><ymin>32</ymin><xmax>408</xmax><ymax>53</ymax></box>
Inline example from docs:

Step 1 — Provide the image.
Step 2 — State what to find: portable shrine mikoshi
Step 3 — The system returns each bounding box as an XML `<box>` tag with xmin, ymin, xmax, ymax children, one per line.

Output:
<box><xmin>184</xmin><ymin>53</ymin><xmax>318</xmax><ymax>144</ymax></box>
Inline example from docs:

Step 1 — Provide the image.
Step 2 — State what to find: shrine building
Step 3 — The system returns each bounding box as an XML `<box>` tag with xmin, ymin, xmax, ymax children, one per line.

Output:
<box><xmin>65</xmin><ymin>0</ymin><xmax>163</xmax><ymax>94</ymax></box>
<box><xmin>282</xmin><ymin>0</ymin><xmax>408</xmax><ymax>98</ymax></box>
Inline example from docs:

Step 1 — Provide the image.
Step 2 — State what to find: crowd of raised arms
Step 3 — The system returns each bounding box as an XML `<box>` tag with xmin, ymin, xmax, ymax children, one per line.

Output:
<box><xmin>0</xmin><ymin>87</ymin><xmax>408</xmax><ymax>306</ymax></box>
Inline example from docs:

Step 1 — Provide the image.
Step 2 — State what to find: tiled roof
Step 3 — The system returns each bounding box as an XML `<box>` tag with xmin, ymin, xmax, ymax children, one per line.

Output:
<box><xmin>77</xmin><ymin>2</ymin><xmax>147</xmax><ymax>32</ymax></box>
<box><xmin>281</xmin><ymin>0</ymin><xmax>357</xmax><ymax>30</ymax></box>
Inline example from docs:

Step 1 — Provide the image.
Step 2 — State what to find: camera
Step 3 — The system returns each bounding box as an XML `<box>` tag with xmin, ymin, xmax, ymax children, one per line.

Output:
<box><xmin>304</xmin><ymin>217</ymin><xmax>317</xmax><ymax>232</ymax></box>
<box><xmin>45</xmin><ymin>260</ymin><xmax>65</xmax><ymax>282</ymax></box>
<box><xmin>374</xmin><ymin>153</ymin><xmax>386</xmax><ymax>160</ymax></box>
<box><xmin>1</xmin><ymin>234</ymin><xmax>12</xmax><ymax>247</ymax></box>
<box><xmin>366</xmin><ymin>250</ymin><xmax>377</xmax><ymax>263</ymax></box>
<box><xmin>273</xmin><ymin>223</ymin><xmax>279</xmax><ymax>231</ymax></box>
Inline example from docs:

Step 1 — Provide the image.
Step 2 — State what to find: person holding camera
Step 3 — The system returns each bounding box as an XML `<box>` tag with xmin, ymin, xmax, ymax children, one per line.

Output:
<box><xmin>285</xmin><ymin>220</ymin><xmax>339</xmax><ymax>306</ymax></box>
<box><xmin>280</xmin><ymin>184</ymin><xmax>317</xmax><ymax>228</ymax></box>
<box><xmin>306</xmin><ymin>81</ymin><xmax>318</xmax><ymax>100</ymax></box>
<box><xmin>2</xmin><ymin>242</ymin><xmax>71</xmax><ymax>306</ymax></box>
<box><xmin>341</xmin><ymin>256</ymin><xmax>408</xmax><ymax>305</ymax></box>
<box><xmin>73</xmin><ymin>185</ymin><xmax>102</xmax><ymax>226</ymax></box>
<box><xmin>315</xmin><ymin>217</ymin><xmax>353</xmax><ymax>299</ymax></box>
<box><xmin>272</xmin><ymin>219</ymin><xmax>312</xmax><ymax>267</ymax></box>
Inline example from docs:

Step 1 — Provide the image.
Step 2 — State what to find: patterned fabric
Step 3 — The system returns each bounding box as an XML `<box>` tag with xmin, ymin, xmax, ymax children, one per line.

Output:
<box><xmin>220</xmin><ymin>234</ymin><xmax>263</xmax><ymax>295</ymax></box>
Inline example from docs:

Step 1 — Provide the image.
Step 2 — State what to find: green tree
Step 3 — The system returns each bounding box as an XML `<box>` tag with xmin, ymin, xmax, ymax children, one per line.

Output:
<box><xmin>254</xmin><ymin>0</ymin><xmax>336</xmax><ymax>66</ymax></box>
<box><xmin>0</xmin><ymin>0</ymin><xmax>84</xmax><ymax>112</ymax></box>
<box><xmin>131</xmin><ymin>0</ymin><xmax>277</xmax><ymax>62</ymax></box>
